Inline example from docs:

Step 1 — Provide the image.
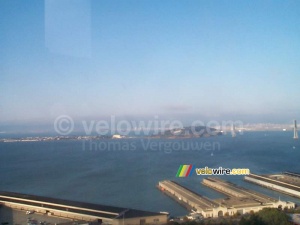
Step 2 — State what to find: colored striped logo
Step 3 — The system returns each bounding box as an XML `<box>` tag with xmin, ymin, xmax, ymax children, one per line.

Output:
<box><xmin>176</xmin><ymin>165</ymin><xmax>194</xmax><ymax>177</ymax></box>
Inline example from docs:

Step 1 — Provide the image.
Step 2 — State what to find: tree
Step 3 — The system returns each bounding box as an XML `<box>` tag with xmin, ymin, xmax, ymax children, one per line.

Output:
<box><xmin>257</xmin><ymin>208</ymin><xmax>290</xmax><ymax>225</ymax></box>
<box><xmin>167</xmin><ymin>221</ymin><xmax>180</xmax><ymax>225</ymax></box>
<box><xmin>239</xmin><ymin>208</ymin><xmax>290</xmax><ymax>225</ymax></box>
<box><xmin>239</xmin><ymin>214</ymin><xmax>266</xmax><ymax>225</ymax></box>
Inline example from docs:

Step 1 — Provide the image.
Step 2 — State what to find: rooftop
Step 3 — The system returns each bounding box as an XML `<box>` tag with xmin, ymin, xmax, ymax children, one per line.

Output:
<box><xmin>0</xmin><ymin>191</ymin><xmax>164</xmax><ymax>219</ymax></box>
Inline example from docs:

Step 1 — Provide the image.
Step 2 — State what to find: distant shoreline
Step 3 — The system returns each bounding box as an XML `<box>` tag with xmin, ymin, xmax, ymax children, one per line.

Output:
<box><xmin>0</xmin><ymin>129</ymin><xmax>296</xmax><ymax>143</ymax></box>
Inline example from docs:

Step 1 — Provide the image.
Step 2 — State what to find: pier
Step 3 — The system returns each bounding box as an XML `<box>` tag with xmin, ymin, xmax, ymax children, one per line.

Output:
<box><xmin>159</xmin><ymin>180</ymin><xmax>218</xmax><ymax>212</ymax></box>
<box><xmin>0</xmin><ymin>191</ymin><xmax>167</xmax><ymax>225</ymax></box>
<box><xmin>245</xmin><ymin>172</ymin><xmax>300</xmax><ymax>198</ymax></box>
<box><xmin>202</xmin><ymin>177</ymin><xmax>278</xmax><ymax>204</ymax></box>
<box><xmin>158</xmin><ymin>178</ymin><xmax>295</xmax><ymax>218</ymax></box>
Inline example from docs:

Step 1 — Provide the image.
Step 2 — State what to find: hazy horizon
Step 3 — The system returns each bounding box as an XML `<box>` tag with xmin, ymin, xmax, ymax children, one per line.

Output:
<box><xmin>1</xmin><ymin>0</ymin><xmax>300</xmax><ymax>133</ymax></box>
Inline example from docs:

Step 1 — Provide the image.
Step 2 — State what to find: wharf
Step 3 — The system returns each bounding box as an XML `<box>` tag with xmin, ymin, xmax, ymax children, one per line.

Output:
<box><xmin>158</xmin><ymin>178</ymin><xmax>295</xmax><ymax>218</ymax></box>
<box><xmin>245</xmin><ymin>172</ymin><xmax>300</xmax><ymax>198</ymax></box>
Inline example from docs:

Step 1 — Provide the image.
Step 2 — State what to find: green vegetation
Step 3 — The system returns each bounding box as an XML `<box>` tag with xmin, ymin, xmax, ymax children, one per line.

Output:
<box><xmin>170</xmin><ymin>208</ymin><xmax>292</xmax><ymax>225</ymax></box>
<box><xmin>239</xmin><ymin>208</ymin><xmax>290</xmax><ymax>225</ymax></box>
<box><xmin>256</xmin><ymin>208</ymin><xmax>290</xmax><ymax>225</ymax></box>
<box><xmin>239</xmin><ymin>214</ymin><xmax>265</xmax><ymax>225</ymax></box>
<box><xmin>283</xmin><ymin>207</ymin><xmax>300</xmax><ymax>214</ymax></box>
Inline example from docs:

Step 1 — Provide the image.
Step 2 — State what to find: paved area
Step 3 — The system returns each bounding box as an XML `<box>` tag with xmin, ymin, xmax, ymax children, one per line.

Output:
<box><xmin>204</xmin><ymin>178</ymin><xmax>278</xmax><ymax>204</ymax></box>
<box><xmin>250</xmin><ymin>174</ymin><xmax>300</xmax><ymax>192</ymax></box>
<box><xmin>0</xmin><ymin>205</ymin><xmax>73</xmax><ymax>225</ymax></box>
<box><xmin>270</xmin><ymin>174</ymin><xmax>300</xmax><ymax>188</ymax></box>
<box><xmin>159</xmin><ymin>180</ymin><xmax>218</xmax><ymax>209</ymax></box>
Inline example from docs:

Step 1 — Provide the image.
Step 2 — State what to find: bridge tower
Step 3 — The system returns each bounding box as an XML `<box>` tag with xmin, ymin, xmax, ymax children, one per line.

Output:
<box><xmin>231</xmin><ymin>124</ymin><xmax>236</xmax><ymax>138</ymax></box>
<box><xmin>294</xmin><ymin>120</ymin><xmax>298</xmax><ymax>139</ymax></box>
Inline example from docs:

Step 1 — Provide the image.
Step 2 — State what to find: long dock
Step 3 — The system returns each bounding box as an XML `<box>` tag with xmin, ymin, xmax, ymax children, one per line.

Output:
<box><xmin>203</xmin><ymin>177</ymin><xmax>278</xmax><ymax>204</ymax></box>
<box><xmin>159</xmin><ymin>180</ymin><xmax>218</xmax><ymax>210</ymax></box>
<box><xmin>158</xmin><ymin>179</ymin><xmax>295</xmax><ymax>218</ymax></box>
<box><xmin>284</xmin><ymin>171</ymin><xmax>300</xmax><ymax>179</ymax></box>
<box><xmin>0</xmin><ymin>191</ymin><xmax>167</xmax><ymax>225</ymax></box>
<box><xmin>245</xmin><ymin>173</ymin><xmax>300</xmax><ymax>198</ymax></box>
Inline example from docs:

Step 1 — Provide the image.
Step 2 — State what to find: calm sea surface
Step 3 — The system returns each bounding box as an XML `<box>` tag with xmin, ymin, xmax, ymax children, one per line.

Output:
<box><xmin>0</xmin><ymin>131</ymin><xmax>300</xmax><ymax>216</ymax></box>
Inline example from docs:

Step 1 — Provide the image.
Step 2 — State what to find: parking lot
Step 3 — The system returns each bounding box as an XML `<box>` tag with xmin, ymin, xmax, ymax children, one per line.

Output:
<box><xmin>0</xmin><ymin>206</ymin><xmax>73</xmax><ymax>225</ymax></box>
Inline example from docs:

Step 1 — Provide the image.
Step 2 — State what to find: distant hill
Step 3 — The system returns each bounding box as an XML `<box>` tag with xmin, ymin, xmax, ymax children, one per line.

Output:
<box><xmin>152</xmin><ymin>126</ymin><xmax>222</xmax><ymax>139</ymax></box>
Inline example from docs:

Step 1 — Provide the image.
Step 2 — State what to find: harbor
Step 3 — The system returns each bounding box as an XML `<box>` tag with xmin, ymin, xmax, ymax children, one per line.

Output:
<box><xmin>158</xmin><ymin>178</ymin><xmax>295</xmax><ymax>218</ymax></box>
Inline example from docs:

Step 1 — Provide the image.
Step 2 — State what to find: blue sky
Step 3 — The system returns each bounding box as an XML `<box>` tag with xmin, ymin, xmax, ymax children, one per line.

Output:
<box><xmin>1</xmin><ymin>0</ymin><xmax>300</xmax><ymax>131</ymax></box>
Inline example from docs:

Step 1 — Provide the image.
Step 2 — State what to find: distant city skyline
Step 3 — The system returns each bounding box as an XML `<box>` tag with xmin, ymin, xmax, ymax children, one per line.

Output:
<box><xmin>1</xmin><ymin>0</ymin><xmax>300</xmax><ymax>133</ymax></box>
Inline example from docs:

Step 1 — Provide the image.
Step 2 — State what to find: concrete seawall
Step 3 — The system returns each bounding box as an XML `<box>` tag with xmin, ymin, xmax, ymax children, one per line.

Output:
<box><xmin>245</xmin><ymin>173</ymin><xmax>300</xmax><ymax>198</ymax></box>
